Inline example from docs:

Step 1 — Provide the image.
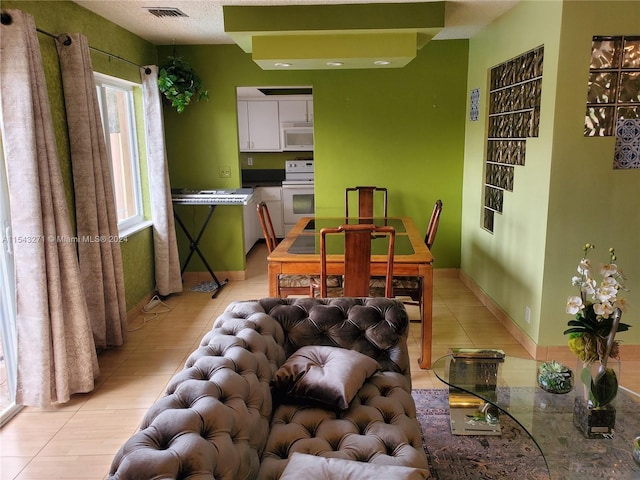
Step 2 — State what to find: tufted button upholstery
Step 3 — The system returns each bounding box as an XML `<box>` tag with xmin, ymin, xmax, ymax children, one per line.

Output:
<box><xmin>258</xmin><ymin>371</ymin><xmax>427</xmax><ymax>480</ymax></box>
<box><xmin>108</xmin><ymin>298</ymin><xmax>428</xmax><ymax>480</ymax></box>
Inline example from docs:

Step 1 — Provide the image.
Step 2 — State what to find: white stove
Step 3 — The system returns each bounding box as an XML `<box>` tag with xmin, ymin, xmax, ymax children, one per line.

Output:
<box><xmin>282</xmin><ymin>160</ymin><xmax>315</xmax><ymax>233</ymax></box>
<box><xmin>282</xmin><ymin>160</ymin><xmax>314</xmax><ymax>185</ymax></box>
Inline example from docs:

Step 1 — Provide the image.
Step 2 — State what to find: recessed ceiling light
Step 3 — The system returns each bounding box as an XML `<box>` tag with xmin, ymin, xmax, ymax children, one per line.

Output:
<box><xmin>374</xmin><ymin>60</ymin><xmax>391</xmax><ymax>66</ymax></box>
<box><xmin>274</xmin><ymin>62</ymin><xmax>292</xmax><ymax>67</ymax></box>
<box><xmin>326</xmin><ymin>61</ymin><xmax>344</xmax><ymax>67</ymax></box>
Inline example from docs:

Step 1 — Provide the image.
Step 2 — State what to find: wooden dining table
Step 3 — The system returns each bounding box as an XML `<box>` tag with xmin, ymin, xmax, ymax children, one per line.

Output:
<box><xmin>267</xmin><ymin>216</ymin><xmax>434</xmax><ymax>369</ymax></box>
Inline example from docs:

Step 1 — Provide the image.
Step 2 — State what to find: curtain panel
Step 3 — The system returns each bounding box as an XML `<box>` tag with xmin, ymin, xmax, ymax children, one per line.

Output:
<box><xmin>141</xmin><ymin>66</ymin><xmax>183</xmax><ymax>296</ymax></box>
<box><xmin>0</xmin><ymin>10</ymin><xmax>98</xmax><ymax>407</ymax></box>
<box><xmin>55</xmin><ymin>33</ymin><xmax>127</xmax><ymax>349</ymax></box>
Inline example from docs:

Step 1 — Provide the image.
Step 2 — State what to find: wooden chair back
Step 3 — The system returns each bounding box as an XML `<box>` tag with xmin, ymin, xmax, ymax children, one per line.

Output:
<box><xmin>424</xmin><ymin>199</ymin><xmax>443</xmax><ymax>250</ymax></box>
<box><xmin>319</xmin><ymin>224</ymin><xmax>395</xmax><ymax>297</ymax></box>
<box><xmin>256</xmin><ymin>201</ymin><xmax>278</xmax><ymax>253</ymax></box>
<box><xmin>345</xmin><ymin>186</ymin><xmax>388</xmax><ymax>218</ymax></box>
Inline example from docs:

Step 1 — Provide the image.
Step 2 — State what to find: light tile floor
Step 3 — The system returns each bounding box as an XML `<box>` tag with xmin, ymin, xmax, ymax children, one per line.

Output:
<box><xmin>1</xmin><ymin>243</ymin><xmax>638</xmax><ymax>479</ymax></box>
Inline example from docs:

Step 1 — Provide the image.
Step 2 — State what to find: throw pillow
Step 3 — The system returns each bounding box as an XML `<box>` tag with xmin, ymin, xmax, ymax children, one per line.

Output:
<box><xmin>272</xmin><ymin>345</ymin><xmax>379</xmax><ymax>409</ymax></box>
<box><xmin>279</xmin><ymin>452</ymin><xmax>430</xmax><ymax>480</ymax></box>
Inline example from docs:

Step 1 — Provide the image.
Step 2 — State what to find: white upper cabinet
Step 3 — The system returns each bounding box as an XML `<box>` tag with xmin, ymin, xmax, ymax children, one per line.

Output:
<box><xmin>279</xmin><ymin>99</ymin><xmax>313</xmax><ymax>123</ymax></box>
<box><xmin>237</xmin><ymin>100</ymin><xmax>281</xmax><ymax>152</ymax></box>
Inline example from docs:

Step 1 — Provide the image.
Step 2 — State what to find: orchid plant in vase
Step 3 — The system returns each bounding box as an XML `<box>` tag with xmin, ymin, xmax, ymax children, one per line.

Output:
<box><xmin>563</xmin><ymin>244</ymin><xmax>631</xmax><ymax>408</ymax></box>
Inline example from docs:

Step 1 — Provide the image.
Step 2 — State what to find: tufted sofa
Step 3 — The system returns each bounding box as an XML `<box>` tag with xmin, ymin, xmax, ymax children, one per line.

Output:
<box><xmin>107</xmin><ymin>297</ymin><xmax>429</xmax><ymax>479</ymax></box>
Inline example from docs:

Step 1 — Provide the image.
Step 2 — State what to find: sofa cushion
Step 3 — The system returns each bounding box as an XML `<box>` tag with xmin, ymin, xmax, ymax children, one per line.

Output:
<box><xmin>279</xmin><ymin>452</ymin><xmax>430</xmax><ymax>479</ymax></box>
<box><xmin>272</xmin><ymin>345</ymin><xmax>379</xmax><ymax>409</ymax></box>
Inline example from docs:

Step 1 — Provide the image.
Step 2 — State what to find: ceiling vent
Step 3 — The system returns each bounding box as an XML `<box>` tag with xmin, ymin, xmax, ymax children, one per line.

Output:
<box><xmin>144</xmin><ymin>7</ymin><xmax>188</xmax><ymax>18</ymax></box>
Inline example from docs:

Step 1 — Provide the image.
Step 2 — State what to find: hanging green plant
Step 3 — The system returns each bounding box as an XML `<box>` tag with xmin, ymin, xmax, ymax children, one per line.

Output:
<box><xmin>158</xmin><ymin>56</ymin><xmax>208</xmax><ymax>113</ymax></box>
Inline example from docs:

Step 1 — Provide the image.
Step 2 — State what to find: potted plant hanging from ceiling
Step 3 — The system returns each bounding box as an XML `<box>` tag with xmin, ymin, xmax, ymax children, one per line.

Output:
<box><xmin>158</xmin><ymin>55</ymin><xmax>208</xmax><ymax>113</ymax></box>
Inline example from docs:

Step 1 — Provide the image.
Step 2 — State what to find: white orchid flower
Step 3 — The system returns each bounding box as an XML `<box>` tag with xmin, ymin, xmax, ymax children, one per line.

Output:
<box><xmin>571</xmin><ymin>275</ymin><xmax>582</xmax><ymax>286</ymax></box>
<box><xmin>600</xmin><ymin>263</ymin><xmax>618</xmax><ymax>277</ymax></box>
<box><xmin>577</xmin><ymin>259</ymin><xmax>591</xmax><ymax>275</ymax></box>
<box><xmin>593</xmin><ymin>301</ymin><xmax>615</xmax><ymax>318</ymax></box>
<box><xmin>596</xmin><ymin>286</ymin><xmax>618</xmax><ymax>302</ymax></box>
<box><xmin>566</xmin><ymin>296</ymin><xmax>584</xmax><ymax>315</ymax></box>
<box><xmin>601</xmin><ymin>276</ymin><xmax>619</xmax><ymax>288</ymax></box>
<box><xmin>582</xmin><ymin>278</ymin><xmax>597</xmax><ymax>295</ymax></box>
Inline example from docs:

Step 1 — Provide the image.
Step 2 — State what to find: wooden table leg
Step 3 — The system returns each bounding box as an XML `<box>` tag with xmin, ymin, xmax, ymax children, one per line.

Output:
<box><xmin>418</xmin><ymin>264</ymin><xmax>433</xmax><ymax>369</ymax></box>
<box><xmin>268</xmin><ymin>262</ymin><xmax>280</xmax><ymax>297</ymax></box>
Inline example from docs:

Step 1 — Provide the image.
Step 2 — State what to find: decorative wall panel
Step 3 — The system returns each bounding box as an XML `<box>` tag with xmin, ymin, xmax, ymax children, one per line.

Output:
<box><xmin>470</xmin><ymin>88</ymin><xmax>480</xmax><ymax>121</ymax></box>
<box><xmin>614</xmin><ymin>118</ymin><xmax>640</xmax><ymax>169</ymax></box>
<box><xmin>483</xmin><ymin>46</ymin><xmax>544</xmax><ymax>233</ymax></box>
<box><xmin>585</xmin><ymin>36</ymin><xmax>640</xmax><ymax>138</ymax></box>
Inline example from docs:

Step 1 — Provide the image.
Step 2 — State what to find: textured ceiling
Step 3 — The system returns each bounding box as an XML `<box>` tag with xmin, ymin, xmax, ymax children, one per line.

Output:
<box><xmin>73</xmin><ymin>0</ymin><xmax>519</xmax><ymax>46</ymax></box>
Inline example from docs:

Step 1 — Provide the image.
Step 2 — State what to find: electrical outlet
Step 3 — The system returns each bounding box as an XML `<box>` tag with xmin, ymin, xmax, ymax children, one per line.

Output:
<box><xmin>525</xmin><ymin>306</ymin><xmax>531</xmax><ymax>324</ymax></box>
<box><xmin>219</xmin><ymin>166</ymin><xmax>231</xmax><ymax>178</ymax></box>
<box><xmin>247</xmin><ymin>157</ymin><xmax>253</xmax><ymax>166</ymax></box>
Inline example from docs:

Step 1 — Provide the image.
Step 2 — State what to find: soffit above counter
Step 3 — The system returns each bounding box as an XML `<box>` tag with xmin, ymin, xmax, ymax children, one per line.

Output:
<box><xmin>223</xmin><ymin>2</ymin><xmax>445</xmax><ymax>70</ymax></box>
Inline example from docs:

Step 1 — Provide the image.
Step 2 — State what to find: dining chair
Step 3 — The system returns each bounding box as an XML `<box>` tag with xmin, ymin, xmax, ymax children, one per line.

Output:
<box><xmin>345</xmin><ymin>186</ymin><xmax>388</xmax><ymax>218</ymax></box>
<box><xmin>371</xmin><ymin>199</ymin><xmax>443</xmax><ymax>317</ymax></box>
<box><xmin>256</xmin><ymin>201</ymin><xmax>340</xmax><ymax>297</ymax></box>
<box><xmin>313</xmin><ymin>223</ymin><xmax>395</xmax><ymax>298</ymax></box>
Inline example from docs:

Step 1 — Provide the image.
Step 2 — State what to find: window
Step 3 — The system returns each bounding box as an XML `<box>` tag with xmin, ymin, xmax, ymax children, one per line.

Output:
<box><xmin>94</xmin><ymin>73</ymin><xmax>145</xmax><ymax>234</ymax></box>
<box><xmin>0</xmin><ymin>136</ymin><xmax>20</xmax><ymax>425</ymax></box>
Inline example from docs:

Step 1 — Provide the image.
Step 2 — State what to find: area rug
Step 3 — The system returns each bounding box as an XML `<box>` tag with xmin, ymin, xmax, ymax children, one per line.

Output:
<box><xmin>189</xmin><ymin>280</ymin><xmax>220</xmax><ymax>293</ymax></box>
<box><xmin>412</xmin><ymin>389</ymin><xmax>549</xmax><ymax>480</ymax></box>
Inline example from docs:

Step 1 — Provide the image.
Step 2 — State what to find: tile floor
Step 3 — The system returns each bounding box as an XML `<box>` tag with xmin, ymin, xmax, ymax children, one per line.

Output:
<box><xmin>1</xmin><ymin>242</ymin><xmax>638</xmax><ymax>479</ymax></box>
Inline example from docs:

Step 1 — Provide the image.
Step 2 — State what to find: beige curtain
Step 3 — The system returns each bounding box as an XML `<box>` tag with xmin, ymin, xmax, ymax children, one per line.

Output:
<box><xmin>141</xmin><ymin>66</ymin><xmax>183</xmax><ymax>296</ymax></box>
<box><xmin>0</xmin><ymin>10</ymin><xmax>98</xmax><ymax>407</ymax></box>
<box><xmin>55</xmin><ymin>33</ymin><xmax>127</xmax><ymax>349</ymax></box>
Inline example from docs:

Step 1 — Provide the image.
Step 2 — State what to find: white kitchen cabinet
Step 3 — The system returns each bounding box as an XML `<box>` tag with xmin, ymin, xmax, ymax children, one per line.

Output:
<box><xmin>278</xmin><ymin>99</ymin><xmax>314</xmax><ymax>123</ymax></box>
<box><xmin>237</xmin><ymin>100</ymin><xmax>281</xmax><ymax>152</ymax></box>
<box><xmin>243</xmin><ymin>187</ymin><xmax>284</xmax><ymax>254</ymax></box>
<box><xmin>257</xmin><ymin>187</ymin><xmax>284</xmax><ymax>238</ymax></box>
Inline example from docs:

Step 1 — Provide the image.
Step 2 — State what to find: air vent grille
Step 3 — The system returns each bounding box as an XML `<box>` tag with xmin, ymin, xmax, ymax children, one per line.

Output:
<box><xmin>144</xmin><ymin>7</ymin><xmax>188</xmax><ymax>18</ymax></box>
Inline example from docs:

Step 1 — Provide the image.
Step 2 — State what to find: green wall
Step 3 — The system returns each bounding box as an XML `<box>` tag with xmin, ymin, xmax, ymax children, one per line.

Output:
<box><xmin>462</xmin><ymin>0</ymin><xmax>639</xmax><ymax>348</ymax></box>
<box><xmin>541</xmin><ymin>0</ymin><xmax>640</xmax><ymax>347</ymax></box>
<box><xmin>159</xmin><ymin>39</ymin><xmax>468</xmax><ymax>272</ymax></box>
<box><xmin>8</xmin><ymin>0</ymin><xmax>637</xmax><ymax>351</ymax></box>
<box><xmin>4</xmin><ymin>1</ymin><xmax>158</xmax><ymax>311</ymax></box>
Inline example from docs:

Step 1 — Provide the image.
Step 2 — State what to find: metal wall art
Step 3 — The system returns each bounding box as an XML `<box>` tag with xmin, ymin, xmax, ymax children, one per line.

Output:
<box><xmin>484</xmin><ymin>46</ymin><xmax>544</xmax><ymax>233</ymax></box>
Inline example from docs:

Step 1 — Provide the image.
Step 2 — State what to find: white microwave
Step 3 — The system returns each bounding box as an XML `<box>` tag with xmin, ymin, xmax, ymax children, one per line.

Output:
<box><xmin>281</xmin><ymin>122</ymin><xmax>314</xmax><ymax>151</ymax></box>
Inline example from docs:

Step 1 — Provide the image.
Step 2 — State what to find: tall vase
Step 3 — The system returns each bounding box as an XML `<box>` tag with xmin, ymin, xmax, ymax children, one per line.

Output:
<box><xmin>573</xmin><ymin>359</ymin><xmax>619</xmax><ymax>439</ymax></box>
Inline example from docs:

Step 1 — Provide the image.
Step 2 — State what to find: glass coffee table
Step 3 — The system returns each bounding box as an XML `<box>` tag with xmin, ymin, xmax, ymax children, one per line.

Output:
<box><xmin>433</xmin><ymin>352</ymin><xmax>640</xmax><ymax>479</ymax></box>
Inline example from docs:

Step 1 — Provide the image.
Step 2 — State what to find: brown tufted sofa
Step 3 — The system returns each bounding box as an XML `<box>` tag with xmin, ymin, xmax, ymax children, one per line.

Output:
<box><xmin>107</xmin><ymin>297</ymin><xmax>429</xmax><ymax>479</ymax></box>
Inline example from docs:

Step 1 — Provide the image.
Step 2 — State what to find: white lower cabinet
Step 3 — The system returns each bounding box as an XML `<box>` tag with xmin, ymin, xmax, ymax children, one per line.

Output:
<box><xmin>258</xmin><ymin>187</ymin><xmax>284</xmax><ymax>238</ymax></box>
<box><xmin>243</xmin><ymin>187</ymin><xmax>284</xmax><ymax>254</ymax></box>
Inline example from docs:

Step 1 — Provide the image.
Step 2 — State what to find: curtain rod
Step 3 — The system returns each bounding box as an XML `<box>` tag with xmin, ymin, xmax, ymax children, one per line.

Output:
<box><xmin>35</xmin><ymin>27</ymin><xmax>150</xmax><ymax>73</ymax></box>
<box><xmin>1</xmin><ymin>12</ymin><xmax>151</xmax><ymax>73</ymax></box>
